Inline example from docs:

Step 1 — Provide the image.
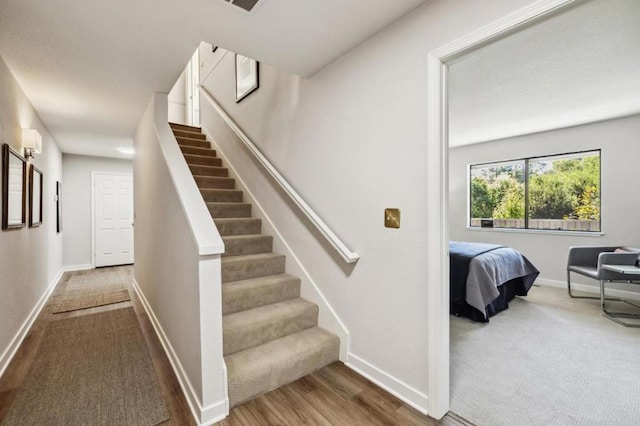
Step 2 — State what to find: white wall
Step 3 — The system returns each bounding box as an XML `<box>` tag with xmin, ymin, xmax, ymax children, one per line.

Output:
<box><xmin>449</xmin><ymin>115</ymin><xmax>640</xmax><ymax>291</ymax></box>
<box><xmin>198</xmin><ymin>0</ymin><xmax>539</xmax><ymax>411</ymax></box>
<box><xmin>0</xmin><ymin>56</ymin><xmax>63</xmax><ymax>376</ymax></box>
<box><xmin>168</xmin><ymin>68</ymin><xmax>187</xmax><ymax>125</ymax></box>
<box><xmin>62</xmin><ymin>154</ymin><xmax>132</xmax><ymax>267</ymax></box>
<box><xmin>134</xmin><ymin>94</ymin><xmax>226</xmax><ymax>424</ymax></box>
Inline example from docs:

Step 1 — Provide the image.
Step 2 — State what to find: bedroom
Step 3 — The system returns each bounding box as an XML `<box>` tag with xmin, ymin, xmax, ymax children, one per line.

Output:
<box><xmin>445</xmin><ymin>0</ymin><xmax>640</xmax><ymax>424</ymax></box>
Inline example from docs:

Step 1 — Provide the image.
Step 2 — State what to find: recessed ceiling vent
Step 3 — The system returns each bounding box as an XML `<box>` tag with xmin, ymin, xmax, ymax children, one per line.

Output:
<box><xmin>224</xmin><ymin>0</ymin><xmax>262</xmax><ymax>12</ymax></box>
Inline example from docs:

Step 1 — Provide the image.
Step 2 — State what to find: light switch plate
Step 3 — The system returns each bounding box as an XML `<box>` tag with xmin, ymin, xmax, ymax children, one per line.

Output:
<box><xmin>385</xmin><ymin>208</ymin><xmax>400</xmax><ymax>228</ymax></box>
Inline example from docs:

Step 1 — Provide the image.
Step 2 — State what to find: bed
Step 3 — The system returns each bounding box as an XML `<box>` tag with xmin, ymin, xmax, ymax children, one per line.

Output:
<box><xmin>449</xmin><ymin>241</ymin><xmax>539</xmax><ymax>322</ymax></box>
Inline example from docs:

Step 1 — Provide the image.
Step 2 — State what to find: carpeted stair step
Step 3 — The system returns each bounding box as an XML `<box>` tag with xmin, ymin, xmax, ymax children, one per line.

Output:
<box><xmin>225</xmin><ymin>327</ymin><xmax>340</xmax><ymax>407</ymax></box>
<box><xmin>179</xmin><ymin>145</ymin><xmax>217</xmax><ymax>157</ymax></box>
<box><xmin>190</xmin><ymin>164</ymin><xmax>228</xmax><ymax>177</ymax></box>
<box><xmin>222</xmin><ymin>234</ymin><xmax>273</xmax><ymax>257</ymax></box>
<box><xmin>184</xmin><ymin>154</ymin><xmax>222</xmax><ymax>167</ymax></box>
<box><xmin>194</xmin><ymin>175</ymin><xmax>236</xmax><ymax>189</ymax></box>
<box><xmin>222</xmin><ymin>253</ymin><xmax>286</xmax><ymax>283</ymax></box>
<box><xmin>173</xmin><ymin>129</ymin><xmax>206</xmax><ymax>140</ymax></box>
<box><xmin>222</xmin><ymin>274</ymin><xmax>301</xmax><ymax>315</ymax></box>
<box><xmin>177</xmin><ymin>137</ymin><xmax>210</xmax><ymax>149</ymax></box>
<box><xmin>214</xmin><ymin>218</ymin><xmax>262</xmax><ymax>236</ymax></box>
<box><xmin>200</xmin><ymin>189</ymin><xmax>243</xmax><ymax>203</ymax></box>
<box><xmin>169</xmin><ymin>120</ymin><xmax>341</xmax><ymax>409</ymax></box>
<box><xmin>169</xmin><ymin>122</ymin><xmax>201</xmax><ymax>132</ymax></box>
<box><xmin>223</xmin><ymin>298</ymin><xmax>318</xmax><ymax>356</ymax></box>
<box><xmin>207</xmin><ymin>202</ymin><xmax>252</xmax><ymax>218</ymax></box>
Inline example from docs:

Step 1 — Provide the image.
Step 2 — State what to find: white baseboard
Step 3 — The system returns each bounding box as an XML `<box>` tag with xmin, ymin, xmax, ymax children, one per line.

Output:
<box><xmin>62</xmin><ymin>264</ymin><xmax>94</xmax><ymax>272</ymax></box>
<box><xmin>536</xmin><ymin>277</ymin><xmax>640</xmax><ymax>302</ymax></box>
<box><xmin>0</xmin><ymin>267</ymin><xmax>64</xmax><ymax>379</ymax></box>
<box><xmin>346</xmin><ymin>352</ymin><xmax>429</xmax><ymax>415</ymax></box>
<box><xmin>131</xmin><ymin>278</ymin><xmax>228</xmax><ymax>425</ymax></box>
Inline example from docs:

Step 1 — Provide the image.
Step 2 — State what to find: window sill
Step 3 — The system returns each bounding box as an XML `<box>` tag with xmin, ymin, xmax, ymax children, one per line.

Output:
<box><xmin>466</xmin><ymin>226</ymin><xmax>604</xmax><ymax>237</ymax></box>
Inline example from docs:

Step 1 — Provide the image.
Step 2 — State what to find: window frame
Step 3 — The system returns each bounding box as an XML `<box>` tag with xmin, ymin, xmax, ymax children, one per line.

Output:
<box><xmin>468</xmin><ymin>149</ymin><xmax>602</xmax><ymax>233</ymax></box>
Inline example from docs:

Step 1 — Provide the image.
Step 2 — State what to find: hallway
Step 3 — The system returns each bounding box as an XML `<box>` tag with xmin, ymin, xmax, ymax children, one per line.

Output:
<box><xmin>0</xmin><ymin>266</ymin><xmax>195</xmax><ymax>425</ymax></box>
<box><xmin>0</xmin><ymin>267</ymin><xmax>465</xmax><ymax>425</ymax></box>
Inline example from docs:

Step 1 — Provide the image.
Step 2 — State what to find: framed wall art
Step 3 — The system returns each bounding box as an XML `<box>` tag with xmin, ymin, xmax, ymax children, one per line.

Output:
<box><xmin>2</xmin><ymin>143</ymin><xmax>27</xmax><ymax>230</ymax></box>
<box><xmin>235</xmin><ymin>54</ymin><xmax>259</xmax><ymax>102</ymax></box>
<box><xmin>29</xmin><ymin>164</ymin><xmax>43</xmax><ymax>227</ymax></box>
<box><xmin>56</xmin><ymin>181</ymin><xmax>62</xmax><ymax>233</ymax></box>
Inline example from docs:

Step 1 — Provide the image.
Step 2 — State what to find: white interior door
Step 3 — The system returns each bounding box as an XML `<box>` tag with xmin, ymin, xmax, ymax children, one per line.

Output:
<box><xmin>94</xmin><ymin>173</ymin><xmax>134</xmax><ymax>267</ymax></box>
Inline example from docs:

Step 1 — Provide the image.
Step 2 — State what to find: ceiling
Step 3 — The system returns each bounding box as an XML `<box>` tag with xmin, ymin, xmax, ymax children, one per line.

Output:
<box><xmin>0</xmin><ymin>0</ymin><xmax>426</xmax><ymax>158</ymax></box>
<box><xmin>448</xmin><ymin>0</ymin><xmax>640</xmax><ymax>147</ymax></box>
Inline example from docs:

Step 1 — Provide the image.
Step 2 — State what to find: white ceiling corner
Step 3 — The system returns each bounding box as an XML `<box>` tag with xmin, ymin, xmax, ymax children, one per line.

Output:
<box><xmin>0</xmin><ymin>0</ymin><xmax>426</xmax><ymax>157</ymax></box>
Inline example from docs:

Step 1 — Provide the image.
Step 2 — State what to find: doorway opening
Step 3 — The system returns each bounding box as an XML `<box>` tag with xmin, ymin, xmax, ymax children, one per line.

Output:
<box><xmin>425</xmin><ymin>0</ymin><xmax>577</xmax><ymax>419</ymax></box>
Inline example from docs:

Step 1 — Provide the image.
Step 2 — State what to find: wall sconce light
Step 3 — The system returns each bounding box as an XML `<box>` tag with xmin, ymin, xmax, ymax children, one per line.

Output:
<box><xmin>22</xmin><ymin>128</ymin><xmax>42</xmax><ymax>159</ymax></box>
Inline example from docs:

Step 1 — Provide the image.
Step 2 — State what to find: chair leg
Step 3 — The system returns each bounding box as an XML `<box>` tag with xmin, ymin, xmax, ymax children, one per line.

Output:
<box><xmin>567</xmin><ymin>270</ymin><xmax>599</xmax><ymax>299</ymax></box>
<box><xmin>600</xmin><ymin>280</ymin><xmax>640</xmax><ymax>328</ymax></box>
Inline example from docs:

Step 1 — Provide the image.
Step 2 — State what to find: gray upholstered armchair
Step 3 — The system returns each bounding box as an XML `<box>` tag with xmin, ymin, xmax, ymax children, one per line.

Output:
<box><xmin>567</xmin><ymin>246</ymin><xmax>640</xmax><ymax>326</ymax></box>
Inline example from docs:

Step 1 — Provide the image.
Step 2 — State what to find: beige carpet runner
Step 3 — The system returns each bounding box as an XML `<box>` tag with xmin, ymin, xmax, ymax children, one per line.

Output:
<box><xmin>170</xmin><ymin>122</ymin><xmax>339</xmax><ymax>407</ymax></box>
<box><xmin>52</xmin><ymin>268</ymin><xmax>131</xmax><ymax>313</ymax></box>
<box><xmin>2</xmin><ymin>307</ymin><xmax>169</xmax><ymax>426</ymax></box>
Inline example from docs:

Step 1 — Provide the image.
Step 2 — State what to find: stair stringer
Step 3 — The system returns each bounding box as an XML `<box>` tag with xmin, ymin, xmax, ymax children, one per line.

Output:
<box><xmin>202</xmin><ymin>125</ymin><xmax>349</xmax><ymax>361</ymax></box>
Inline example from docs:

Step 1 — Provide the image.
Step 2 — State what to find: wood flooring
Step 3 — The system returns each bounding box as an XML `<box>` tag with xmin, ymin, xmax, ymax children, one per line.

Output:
<box><xmin>0</xmin><ymin>266</ymin><xmax>471</xmax><ymax>426</ymax></box>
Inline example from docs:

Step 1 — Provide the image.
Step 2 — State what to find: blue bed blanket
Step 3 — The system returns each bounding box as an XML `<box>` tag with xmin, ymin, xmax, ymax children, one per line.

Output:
<box><xmin>449</xmin><ymin>241</ymin><xmax>539</xmax><ymax>321</ymax></box>
<box><xmin>449</xmin><ymin>242</ymin><xmax>506</xmax><ymax>305</ymax></box>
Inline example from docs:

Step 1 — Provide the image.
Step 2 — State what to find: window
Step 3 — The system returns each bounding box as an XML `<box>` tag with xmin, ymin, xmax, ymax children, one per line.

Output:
<box><xmin>470</xmin><ymin>150</ymin><xmax>601</xmax><ymax>232</ymax></box>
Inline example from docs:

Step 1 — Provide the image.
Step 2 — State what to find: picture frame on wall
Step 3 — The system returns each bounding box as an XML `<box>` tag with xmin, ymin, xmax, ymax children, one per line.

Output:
<box><xmin>235</xmin><ymin>54</ymin><xmax>259</xmax><ymax>103</ymax></box>
<box><xmin>56</xmin><ymin>181</ymin><xmax>62</xmax><ymax>233</ymax></box>
<box><xmin>2</xmin><ymin>143</ymin><xmax>27</xmax><ymax>230</ymax></box>
<box><xmin>29</xmin><ymin>165</ymin><xmax>43</xmax><ymax>227</ymax></box>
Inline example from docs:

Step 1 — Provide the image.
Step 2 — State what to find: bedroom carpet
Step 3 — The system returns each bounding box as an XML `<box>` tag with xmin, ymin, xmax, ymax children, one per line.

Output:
<box><xmin>1</xmin><ymin>307</ymin><xmax>169</xmax><ymax>426</ymax></box>
<box><xmin>450</xmin><ymin>285</ymin><xmax>640</xmax><ymax>426</ymax></box>
<box><xmin>52</xmin><ymin>267</ymin><xmax>131</xmax><ymax>313</ymax></box>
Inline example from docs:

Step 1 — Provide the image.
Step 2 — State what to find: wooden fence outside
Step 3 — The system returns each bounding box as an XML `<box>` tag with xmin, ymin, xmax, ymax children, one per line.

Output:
<box><xmin>470</xmin><ymin>218</ymin><xmax>600</xmax><ymax>231</ymax></box>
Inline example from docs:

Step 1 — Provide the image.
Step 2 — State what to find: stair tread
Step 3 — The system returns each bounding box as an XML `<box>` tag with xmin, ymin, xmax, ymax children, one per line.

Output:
<box><xmin>223</xmin><ymin>273</ymin><xmax>299</xmax><ymax>289</ymax></box>
<box><xmin>223</xmin><ymin>298</ymin><xmax>315</xmax><ymax>326</ymax></box>
<box><xmin>223</xmin><ymin>298</ymin><xmax>318</xmax><ymax>356</ymax></box>
<box><xmin>169</xmin><ymin>122</ymin><xmax>201</xmax><ymax>131</ymax></box>
<box><xmin>224</xmin><ymin>298</ymin><xmax>316</xmax><ymax>328</ymax></box>
<box><xmin>225</xmin><ymin>327</ymin><xmax>339</xmax><ymax>406</ymax></box>
<box><xmin>226</xmin><ymin>327</ymin><xmax>338</xmax><ymax>372</ymax></box>
<box><xmin>179</xmin><ymin>145</ymin><xmax>217</xmax><ymax>156</ymax></box>
<box><xmin>214</xmin><ymin>218</ymin><xmax>262</xmax><ymax>236</ymax></box>
<box><xmin>173</xmin><ymin>130</ymin><xmax>206</xmax><ymax>139</ymax></box>
<box><xmin>201</xmin><ymin>188</ymin><xmax>241</xmax><ymax>194</ymax></box>
<box><xmin>222</xmin><ymin>274</ymin><xmax>301</xmax><ymax>315</ymax></box>
<box><xmin>184</xmin><ymin>153</ymin><xmax>218</xmax><ymax>160</ymax></box>
<box><xmin>189</xmin><ymin>164</ymin><xmax>223</xmax><ymax>169</ymax></box>
<box><xmin>221</xmin><ymin>234</ymin><xmax>271</xmax><ymax>241</ymax></box>
<box><xmin>177</xmin><ymin>137</ymin><xmax>207</xmax><ymax>142</ymax></box>
<box><xmin>207</xmin><ymin>201</ymin><xmax>252</xmax><ymax>206</ymax></box>
<box><xmin>193</xmin><ymin>176</ymin><xmax>235</xmax><ymax>181</ymax></box>
<box><xmin>186</xmin><ymin>157</ymin><xmax>223</xmax><ymax>167</ymax></box>
<box><xmin>222</xmin><ymin>252</ymin><xmax>284</xmax><ymax>263</ymax></box>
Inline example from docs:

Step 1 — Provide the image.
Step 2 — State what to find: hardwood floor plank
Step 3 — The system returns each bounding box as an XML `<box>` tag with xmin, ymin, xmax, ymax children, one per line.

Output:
<box><xmin>268</xmin><ymin>386</ymin><xmax>332</xmax><ymax>425</ymax></box>
<box><xmin>287</xmin><ymin>374</ymin><xmax>320</xmax><ymax>395</ymax></box>
<box><xmin>0</xmin><ymin>389</ymin><xmax>18</xmax><ymax>421</ymax></box>
<box><xmin>314</xmin><ymin>364</ymin><xmax>364</xmax><ymax>400</ymax></box>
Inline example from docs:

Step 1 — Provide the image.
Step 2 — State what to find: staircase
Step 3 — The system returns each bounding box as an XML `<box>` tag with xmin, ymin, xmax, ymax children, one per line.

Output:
<box><xmin>169</xmin><ymin>123</ymin><xmax>340</xmax><ymax>407</ymax></box>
